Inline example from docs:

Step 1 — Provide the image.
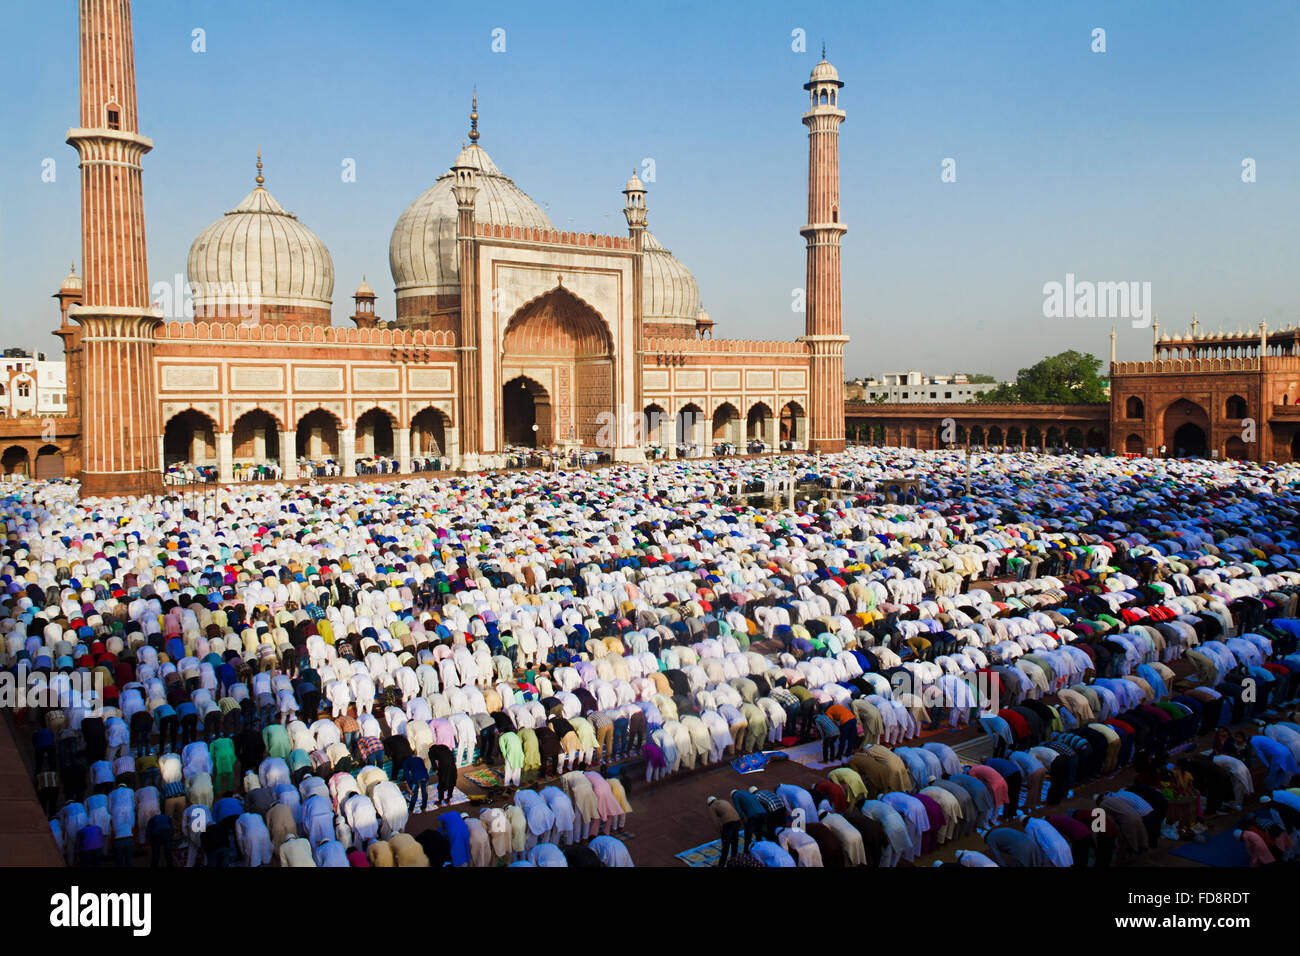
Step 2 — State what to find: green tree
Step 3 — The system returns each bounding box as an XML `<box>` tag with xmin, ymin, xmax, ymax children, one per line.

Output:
<box><xmin>973</xmin><ymin>350</ymin><xmax>1107</xmax><ymax>404</ymax></box>
<box><xmin>955</xmin><ymin>372</ymin><xmax>997</xmax><ymax>383</ymax></box>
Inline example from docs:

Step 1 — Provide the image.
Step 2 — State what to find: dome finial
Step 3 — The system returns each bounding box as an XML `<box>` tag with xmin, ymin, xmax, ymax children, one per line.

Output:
<box><xmin>255</xmin><ymin>147</ymin><xmax>264</xmax><ymax>187</ymax></box>
<box><xmin>821</xmin><ymin>41</ymin><xmax>827</xmax><ymax>60</ymax></box>
<box><xmin>468</xmin><ymin>89</ymin><xmax>480</xmax><ymax>144</ymax></box>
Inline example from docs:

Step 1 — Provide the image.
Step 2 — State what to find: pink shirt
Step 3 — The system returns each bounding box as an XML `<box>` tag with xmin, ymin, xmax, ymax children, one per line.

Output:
<box><xmin>969</xmin><ymin>764</ymin><xmax>1009</xmax><ymax>807</ymax></box>
<box><xmin>1242</xmin><ymin>830</ymin><xmax>1273</xmax><ymax>866</ymax></box>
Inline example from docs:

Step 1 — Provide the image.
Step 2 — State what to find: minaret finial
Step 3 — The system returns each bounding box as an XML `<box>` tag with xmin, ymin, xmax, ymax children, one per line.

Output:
<box><xmin>822</xmin><ymin>41</ymin><xmax>827</xmax><ymax>59</ymax></box>
<box><xmin>468</xmin><ymin>89</ymin><xmax>479</xmax><ymax>144</ymax></box>
<box><xmin>255</xmin><ymin>147</ymin><xmax>264</xmax><ymax>186</ymax></box>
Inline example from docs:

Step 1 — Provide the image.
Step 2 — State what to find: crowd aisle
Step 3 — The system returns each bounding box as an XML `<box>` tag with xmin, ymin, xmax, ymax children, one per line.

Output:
<box><xmin>7</xmin><ymin>447</ymin><xmax>1300</xmax><ymax>867</ymax></box>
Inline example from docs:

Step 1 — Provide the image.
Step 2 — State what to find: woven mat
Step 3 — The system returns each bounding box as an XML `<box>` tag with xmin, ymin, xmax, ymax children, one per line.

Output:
<box><xmin>675</xmin><ymin>839</ymin><xmax>722</xmax><ymax>867</ymax></box>
<box><xmin>464</xmin><ymin>767</ymin><xmax>503</xmax><ymax>788</ymax></box>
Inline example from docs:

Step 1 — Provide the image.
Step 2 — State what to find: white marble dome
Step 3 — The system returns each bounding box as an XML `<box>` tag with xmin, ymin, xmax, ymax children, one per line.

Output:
<box><xmin>188</xmin><ymin>181</ymin><xmax>334</xmax><ymax>313</ymax></box>
<box><xmin>642</xmin><ymin>229</ymin><xmax>700</xmax><ymax>327</ymax></box>
<box><xmin>389</xmin><ymin>143</ymin><xmax>554</xmax><ymax>299</ymax></box>
<box><xmin>809</xmin><ymin>57</ymin><xmax>841</xmax><ymax>85</ymax></box>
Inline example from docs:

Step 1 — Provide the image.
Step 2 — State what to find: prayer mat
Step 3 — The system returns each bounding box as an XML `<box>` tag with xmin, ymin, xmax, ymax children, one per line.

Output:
<box><xmin>675</xmin><ymin>839</ymin><xmax>722</xmax><ymax>867</ymax></box>
<box><xmin>782</xmin><ymin>740</ymin><xmax>840</xmax><ymax>770</ymax></box>
<box><xmin>464</xmin><ymin>767</ymin><xmax>503</xmax><ymax>788</ymax></box>
<box><xmin>1168</xmin><ymin>830</ymin><xmax>1252</xmax><ymax>867</ymax></box>
<box><xmin>407</xmin><ymin>787</ymin><xmax>472</xmax><ymax>812</ymax></box>
<box><xmin>731</xmin><ymin>752</ymin><xmax>770</xmax><ymax>774</ymax></box>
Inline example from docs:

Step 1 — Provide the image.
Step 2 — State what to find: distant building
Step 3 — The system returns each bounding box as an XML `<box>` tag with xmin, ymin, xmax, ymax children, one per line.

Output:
<box><xmin>0</xmin><ymin>349</ymin><xmax>67</xmax><ymax>418</ymax></box>
<box><xmin>845</xmin><ymin>371</ymin><xmax>999</xmax><ymax>403</ymax></box>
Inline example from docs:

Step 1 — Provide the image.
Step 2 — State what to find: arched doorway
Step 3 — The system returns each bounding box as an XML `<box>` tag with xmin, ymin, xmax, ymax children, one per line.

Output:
<box><xmin>232</xmin><ymin>409</ymin><xmax>280</xmax><ymax>464</ymax></box>
<box><xmin>34</xmin><ymin>444</ymin><xmax>64</xmax><ymax>479</ymax></box>
<box><xmin>503</xmin><ymin>377</ymin><xmax>549</xmax><ymax>447</ymax></box>
<box><xmin>675</xmin><ymin>403</ymin><xmax>705</xmax><ymax>453</ymax></box>
<box><xmin>746</xmin><ymin>402</ymin><xmax>773</xmax><ymax>444</ymax></box>
<box><xmin>712</xmin><ymin>403</ymin><xmax>740</xmax><ymax>444</ymax></box>
<box><xmin>1224</xmin><ymin>436</ymin><xmax>1249</xmax><ymax>460</ymax></box>
<box><xmin>1</xmin><ymin>445</ymin><xmax>29</xmax><ymax>477</ymax></box>
<box><xmin>1225</xmin><ymin>395</ymin><xmax>1248</xmax><ymax>419</ymax></box>
<box><xmin>296</xmin><ymin>408</ymin><xmax>341</xmax><ymax>461</ymax></box>
<box><xmin>163</xmin><ymin>409</ymin><xmax>217</xmax><ymax>466</ymax></box>
<box><xmin>356</xmin><ymin>408</ymin><xmax>395</xmax><ymax>458</ymax></box>
<box><xmin>642</xmin><ymin>404</ymin><xmax>668</xmax><ymax>448</ymax></box>
<box><xmin>1125</xmin><ymin>396</ymin><xmax>1144</xmax><ymax>419</ymax></box>
<box><xmin>501</xmin><ymin>287</ymin><xmax>613</xmax><ymax>447</ymax></box>
<box><xmin>779</xmin><ymin>401</ymin><xmax>806</xmax><ymax>447</ymax></box>
<box><xmin>1162</xmin><ymin>399</ymin><xmax>1210</xmax><ymax>457</ymax></box>
<box><xmin>1125</xmin><ymin>433</ymin><xmax>1144</xmax><ymax>455</ymax></box>
<box><xmin>1064</xmin><ymin>427</ymin><xmax>1083</xmax><ymax>449</ymax></box>
<box><xmin>411</xmin><ymin>406</ymin><xmax>449</xmax><ymax>458</ymax></box>
<box><xmin>1291</xmin><ymin>431</ymin><xmax>1300</xmax><ymax>462</ymax></box>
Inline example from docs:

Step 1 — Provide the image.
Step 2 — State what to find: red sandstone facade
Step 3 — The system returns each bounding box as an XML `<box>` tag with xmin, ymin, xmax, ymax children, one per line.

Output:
<box><xmin>1109</xmin><ymin>322</ymin><xmax>1300</xmax><ymax>462</ymax></box>
<box><xmin>44</xmin><ymin>5</ymin><xmax>847</xmax><ymax>496</ymax></box>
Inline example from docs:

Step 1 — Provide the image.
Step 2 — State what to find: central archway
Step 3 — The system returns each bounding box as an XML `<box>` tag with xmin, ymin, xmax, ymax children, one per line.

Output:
<box><xmin>1161</xmin><ymin>398</ymin><xmax>1210</xmax><ymax>457</ymax></box>
<box><xmin>501</xmin><ymin>287</ymin><xmax>613</xmax><ymax>447</ymax></box>
<box><xmin>502</xmin><ymin>377</ymin><xmax>550</xmax><ymax>447</ymax></box>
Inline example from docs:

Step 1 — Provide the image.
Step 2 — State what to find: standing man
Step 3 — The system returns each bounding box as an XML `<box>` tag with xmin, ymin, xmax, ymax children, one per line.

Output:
<box><xmin>707</xmin><ymin>795</ymin><xmax>741</xmax><ymax>867</ymax></box>
<box><xmin>402</xmin><ymin>754</ymin><xmax>430</xmax><ymax>815</ymax></box>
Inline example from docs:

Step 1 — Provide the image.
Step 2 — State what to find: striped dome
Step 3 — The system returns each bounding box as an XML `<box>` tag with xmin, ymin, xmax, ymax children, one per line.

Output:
<box><xmin>187</xmin><ymin>185</ymin><xmax>334</xmax><ymax>313</ymax></box>
<box><xmin>389</xmin><ymin>143</ymin><xmax>553</xmax><ymax>299</ymax></box>
<box><xmin>641</xmin><ymin>229</ymin><xmax>700</xmax><ymax>327</ymax></box>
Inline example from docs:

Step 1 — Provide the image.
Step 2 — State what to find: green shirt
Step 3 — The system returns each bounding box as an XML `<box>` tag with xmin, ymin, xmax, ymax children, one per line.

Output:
<box><xmin>211</xmin><ymin>737</ymin><xmax>236</xmax><ymax>773</ymax></box>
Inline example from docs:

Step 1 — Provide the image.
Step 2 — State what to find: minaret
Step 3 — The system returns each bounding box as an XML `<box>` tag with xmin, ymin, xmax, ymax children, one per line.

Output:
<box><xmin>66</xmin><ymin>0</ymin><xmax>162</xmax><ymax>496</ymax></box>
<box><xmin>351</xmin><ymin>275</ymin><xmax>378</xmax><ymax>328</ymax></box>
<box><xmin>452</xmin><ymin>94</ymin><xmax>481</xmax><ymax>465</ymax></box>
<box><xmin>1109</xmin><ymin>325</ymin><xmax>1117</xmax><ymax>370</ymax></box>
<box><xmin>53</xmin><ymin>264</ymin><xmax>85</xmax><ymax>426</ymax></box>
<box><xmin>1152</xmin><ymin>314</ymin><xmax>1160</xmax><ymax>360</ymax></box>
<box><xmin>623</xmin><ymin>168</ymin><xmax>647</xmax><ymax>423</ymax></box>
<box><xmin>800</xmin><ymin>49</ymin><xmax>849</xmax><ymax>453</ymax></box>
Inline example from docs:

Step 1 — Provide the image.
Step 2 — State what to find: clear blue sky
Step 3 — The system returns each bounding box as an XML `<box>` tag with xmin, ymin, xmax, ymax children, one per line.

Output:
<box><xmin>3</xmin><ymin>0</ymin><xmax>1298</xmax><ymax>379</ymax></box>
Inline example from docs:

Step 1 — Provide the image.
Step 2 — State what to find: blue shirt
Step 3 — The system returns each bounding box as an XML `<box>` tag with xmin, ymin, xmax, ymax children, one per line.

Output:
<box><xmin>750</xmin><ymin>840</ymin><xmax>796</xmax><ymax>867</ymax></box>
<box><xmin>439</xmin><ymin>812</ymin><xmax>470</xmax><ymax>866</ymax></box>
<box><xmin>401</xmin><ymin>756</ymin><xmax>429</xmax><ymax>783</ymax></box>
<box><xmin>984</xmin><ymin>827</ymin><xmax>1043</xmax><ymax>867</ymax></box>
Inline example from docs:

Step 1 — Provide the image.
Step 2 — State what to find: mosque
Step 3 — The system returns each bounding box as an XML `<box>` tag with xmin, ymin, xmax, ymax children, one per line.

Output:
<box><xmin>49</xmin><ymin>0</ymin><xmax>847</xmax><ymax>497</ymax></box>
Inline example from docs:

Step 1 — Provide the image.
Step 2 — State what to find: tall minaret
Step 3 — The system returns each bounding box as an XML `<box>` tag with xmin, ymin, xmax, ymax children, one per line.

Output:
<box><xmin>451</xmin><ymin>94</ymin><xmax>481</xmax><ymax>466</ymax></box>
<box><xmin>801</xmin><ymin>49</ymin><xmax>849</xmax><ymax>453</ymax></box>
<box><xmin>623</xmin><ymin>169</ymin><xmax>647</xmax><ymax>430</ymax></box>
<box><xmin>66</xmin><ymin>0</ymin><xmax>162</xmax><ymax>496</ymax></box>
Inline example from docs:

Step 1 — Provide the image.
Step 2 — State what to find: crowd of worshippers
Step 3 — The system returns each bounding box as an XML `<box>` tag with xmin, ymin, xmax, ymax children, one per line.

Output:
<box><xmin>5</xmin><ymin>447</ymin><xmax>1300</xmax><ymax>869</ymax></box>
<box><xmin>701</xmin><ymin>621</ymin><xmax>1300</xmax><ymax>867</ymax></box>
